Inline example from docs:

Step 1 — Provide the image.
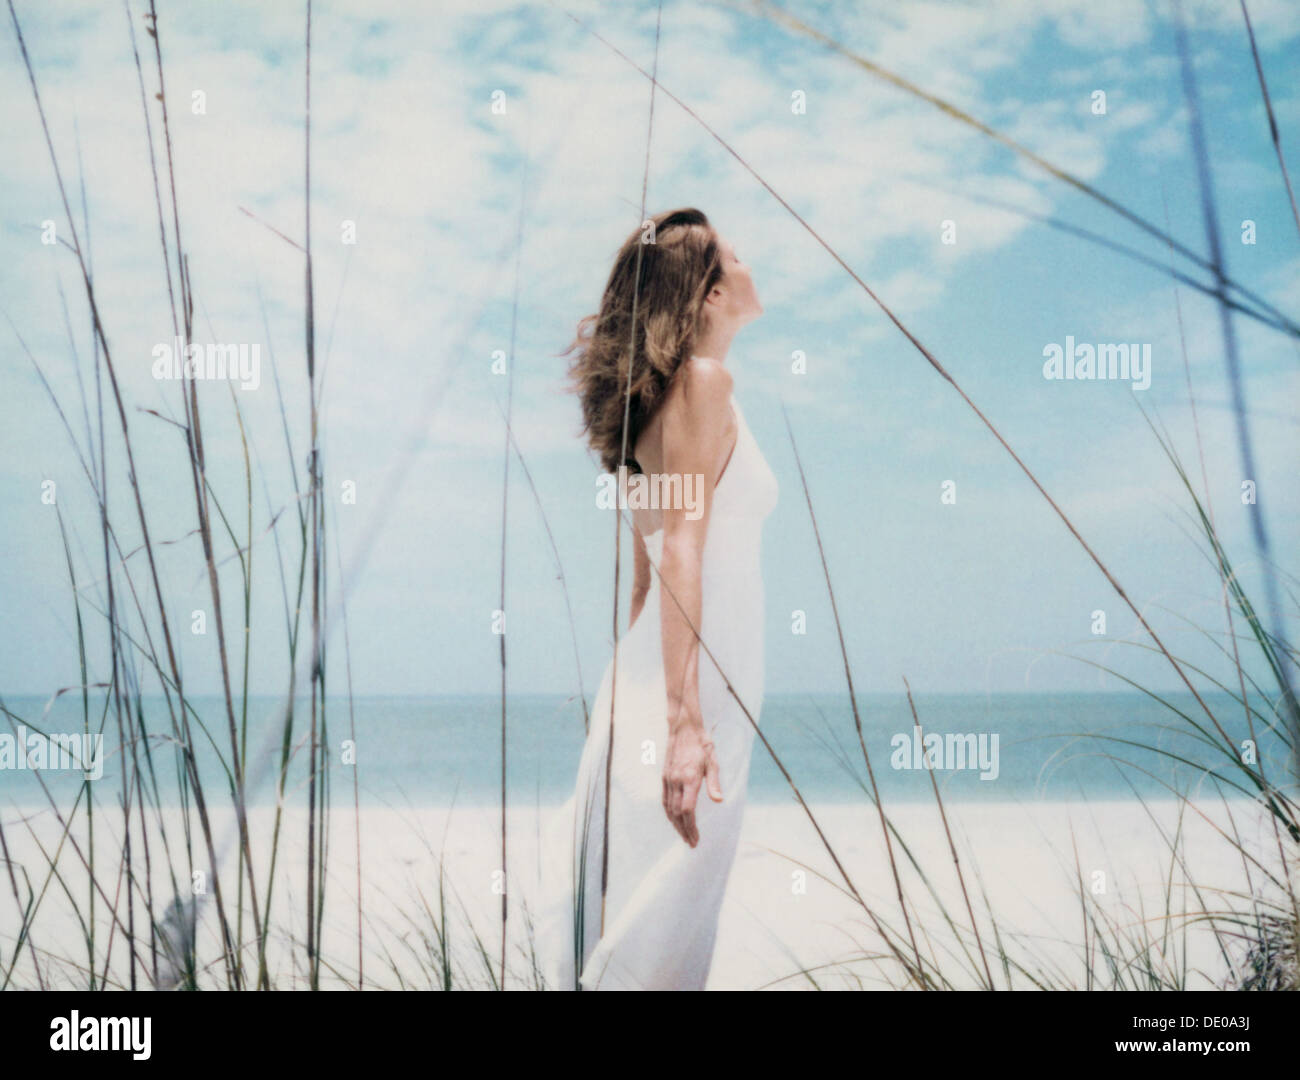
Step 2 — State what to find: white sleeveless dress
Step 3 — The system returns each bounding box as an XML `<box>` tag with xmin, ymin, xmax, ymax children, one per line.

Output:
<box><xmin>538</xmin><ymin>393</ymin><xmax>779</xmax><ymax>990</ymax></box>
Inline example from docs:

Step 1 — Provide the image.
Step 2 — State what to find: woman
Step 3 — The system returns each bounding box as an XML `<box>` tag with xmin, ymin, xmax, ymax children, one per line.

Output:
<box><xmin>539</xmin><ymin>207</ymin><xmax>778</xmax><ymax>990</ymax></box>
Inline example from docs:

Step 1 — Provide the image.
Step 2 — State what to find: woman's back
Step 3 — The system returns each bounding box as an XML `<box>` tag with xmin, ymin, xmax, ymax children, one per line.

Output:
<box><xmin>623</xmin><ymin>355</ymin><xmax>739</xmax><ymax>542</ymax></box>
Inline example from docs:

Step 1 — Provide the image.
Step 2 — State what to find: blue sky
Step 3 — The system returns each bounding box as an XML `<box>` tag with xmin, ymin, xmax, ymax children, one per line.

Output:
<box><xmin>1</xmin><ymin>0</ymin><xmax>1297</xmax><ymax>701</ymax></box>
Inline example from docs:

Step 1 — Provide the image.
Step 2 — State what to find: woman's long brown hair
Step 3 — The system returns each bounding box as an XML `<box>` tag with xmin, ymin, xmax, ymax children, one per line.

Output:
<box><xmin>563</xmin><ymin>207</ymin><xmax>724</xmax><ymax>473</ymax></box>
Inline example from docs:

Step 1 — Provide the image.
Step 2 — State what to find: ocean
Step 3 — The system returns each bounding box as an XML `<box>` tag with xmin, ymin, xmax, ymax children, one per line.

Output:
<box><xmin>0</xmin><ymin>691</ymin><xmax>1286</xmax><ymax>808</ymax></box>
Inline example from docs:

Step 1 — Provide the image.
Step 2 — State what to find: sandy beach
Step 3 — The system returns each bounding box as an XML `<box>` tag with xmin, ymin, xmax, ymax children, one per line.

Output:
<box><xmin>2</xmin><ymin>793</ymin><xmax>1288</xmax><ymax>990</ymax></box>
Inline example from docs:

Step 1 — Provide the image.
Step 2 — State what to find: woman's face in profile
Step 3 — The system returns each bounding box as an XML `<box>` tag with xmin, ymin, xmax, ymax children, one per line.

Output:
<box><xmin>711</xmin><ymin>233</ymin><xmax>762</xmax><ymax>325</ymax></box>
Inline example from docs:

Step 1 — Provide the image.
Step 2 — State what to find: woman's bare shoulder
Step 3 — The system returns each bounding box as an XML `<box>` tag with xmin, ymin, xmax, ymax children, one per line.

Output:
<box><xmin>669</xmin><ymin>356</ymin><xmax>733</xmax><ymax>412</ymax></box>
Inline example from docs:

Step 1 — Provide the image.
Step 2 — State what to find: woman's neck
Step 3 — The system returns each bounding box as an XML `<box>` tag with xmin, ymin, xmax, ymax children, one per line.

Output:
<box><xmin>691</xmin><ymin>321</ymin><xmax>737</xmax><ymax>365</ymax></box>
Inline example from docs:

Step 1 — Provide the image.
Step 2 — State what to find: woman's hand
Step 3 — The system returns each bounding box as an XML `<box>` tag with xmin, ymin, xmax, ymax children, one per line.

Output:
<box><xmin>662</xmin><ymin>715</ymin><xmax>723</xmax><ymax>847</ymax></box>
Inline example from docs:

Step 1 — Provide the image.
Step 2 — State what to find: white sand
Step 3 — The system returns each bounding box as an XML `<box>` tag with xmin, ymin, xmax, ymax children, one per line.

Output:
<box><xmin>1</xmin><ymin>794</ymin><xmax>1290</xmax><ymax>989</ymax></box>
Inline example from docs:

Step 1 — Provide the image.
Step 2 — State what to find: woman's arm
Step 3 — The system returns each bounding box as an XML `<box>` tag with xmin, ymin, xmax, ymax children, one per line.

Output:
<box><xmin>657</xmin><ymin>356</ymin><xmax>735</xmax><ymax>847</ymax></box>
